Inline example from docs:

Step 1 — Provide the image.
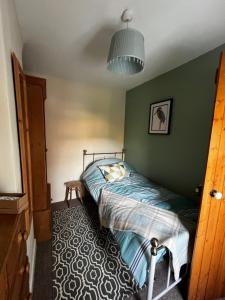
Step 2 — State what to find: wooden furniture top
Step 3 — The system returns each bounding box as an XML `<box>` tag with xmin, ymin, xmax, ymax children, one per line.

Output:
<box><xmin>64</xmin><ymin>180</ymin><xmax>83</xmax><ymax>188</ymax></box>
<box><xmin>26</xmin><ymin>75</ymin><xmax>47</xmax><ymax>100</ymax></box>
<box><xmin>0</xmin><ymin>214</ymin><xmax>21</xmax><ymax>273</ymax></box>
<box><xmin>0</xmin><ymin>193</ymin><xmax>28</xmax><ymax>214</ymax></box>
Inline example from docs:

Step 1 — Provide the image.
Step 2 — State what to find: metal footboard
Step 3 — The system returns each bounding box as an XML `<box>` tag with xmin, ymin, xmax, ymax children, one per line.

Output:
<box><xmin>147</xmin><ymin>238</ymin><xmax>185</xmax><ymax>300</ymax></box>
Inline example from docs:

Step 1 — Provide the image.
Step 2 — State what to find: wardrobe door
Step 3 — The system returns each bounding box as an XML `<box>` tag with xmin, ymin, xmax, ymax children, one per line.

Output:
<box><xmin>26</xmin><ymin>75</ymin><xmax>51</xmax><ymax>241</ymax></box>
<box><xmin>26</xmin><ymin>75</ymin><xmax>48</xmax><ymax>211</ymax></box>
<box><xmin>12</xmin><ymin>53</ymin><xmax>32</xmax><ymax>231</ymax></box>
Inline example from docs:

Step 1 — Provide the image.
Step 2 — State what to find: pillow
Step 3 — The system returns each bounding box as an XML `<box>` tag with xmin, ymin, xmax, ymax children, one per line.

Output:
<box><xmin>98</xmin><ymin>162</ymin><xmax>128</xmax><ymax>182</ymax></box>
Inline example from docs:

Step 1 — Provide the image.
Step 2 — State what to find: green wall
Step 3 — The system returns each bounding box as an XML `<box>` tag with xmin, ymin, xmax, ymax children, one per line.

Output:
<box><xmin>124</xmin><ymin>44</ymin><xmax>225</xmax><ymax>200</ymax></box>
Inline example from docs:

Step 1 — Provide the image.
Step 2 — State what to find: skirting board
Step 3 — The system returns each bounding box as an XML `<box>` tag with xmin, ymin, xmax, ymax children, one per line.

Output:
<box><xmin>29</xmin><ymin>238</ymin><xmax>37</xmax><ymax>292</ymax></box>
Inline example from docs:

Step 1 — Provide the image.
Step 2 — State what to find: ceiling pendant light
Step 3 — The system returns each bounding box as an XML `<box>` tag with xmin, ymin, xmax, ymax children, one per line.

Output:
<box><xmin>107</xmin><ymin>9</ymin><xmax>145</xmax><ymax>75</ymax></box>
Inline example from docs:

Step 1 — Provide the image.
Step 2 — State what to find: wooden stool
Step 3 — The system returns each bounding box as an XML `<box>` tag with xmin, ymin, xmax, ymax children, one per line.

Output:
<box><xmin>64</xmin><ymin>180</ymin><xmax>84</xmax><ymax>208</ymax></box>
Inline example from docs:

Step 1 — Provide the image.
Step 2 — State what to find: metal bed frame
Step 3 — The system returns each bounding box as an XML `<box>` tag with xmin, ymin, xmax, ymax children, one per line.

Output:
<box><xmin>82</xmin><ymin>149</ymin><xmax>125</xmax><ymax>171</ymax></box>
<box><xmin>82</xmin><ymin>149</ymin><xmax>185</xmax><ymax>300</ymax></box>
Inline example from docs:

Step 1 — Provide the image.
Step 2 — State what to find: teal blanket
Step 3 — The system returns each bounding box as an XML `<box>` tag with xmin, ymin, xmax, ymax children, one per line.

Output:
<box><xmin>82</xmin><ymin>158</ymin><xmax>198</xmax><ymax>287</ymax></box>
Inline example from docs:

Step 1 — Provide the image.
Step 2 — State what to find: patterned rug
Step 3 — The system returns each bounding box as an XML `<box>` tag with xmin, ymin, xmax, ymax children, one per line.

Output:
<box><xmin>52</xmin><ymin>205</ymin><xmax>140</xmax><ymax>300</ymax></box>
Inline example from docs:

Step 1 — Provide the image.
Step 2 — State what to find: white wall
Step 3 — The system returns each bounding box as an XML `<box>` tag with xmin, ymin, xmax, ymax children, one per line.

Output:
<box><xmin>0</xmin><ymin>0</ymin><xmax>22</xmax><ymax>192</ymax></box>
<box><xmin>45</xmin><ymin>77</ymin><xmax>125</xmax><ymax>202</ymax></box>
<box><xmin>0</xmin><ymin>0</ymin><xmax>36</xmax><ymax>292</ymax></box>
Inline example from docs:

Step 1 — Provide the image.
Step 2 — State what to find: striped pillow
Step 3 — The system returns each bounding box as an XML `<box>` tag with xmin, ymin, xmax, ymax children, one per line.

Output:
<box><xmin>98</xmin><ymin>163</ymin><xmax>127</xmax><ymax>182</ymax></box>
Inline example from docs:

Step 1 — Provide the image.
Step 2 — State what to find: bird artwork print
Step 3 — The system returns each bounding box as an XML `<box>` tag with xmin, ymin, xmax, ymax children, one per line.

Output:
<box><xmin>154</xmin><ymin>106</ymin><xmax>166</xmax><ymax>130</ymax></box>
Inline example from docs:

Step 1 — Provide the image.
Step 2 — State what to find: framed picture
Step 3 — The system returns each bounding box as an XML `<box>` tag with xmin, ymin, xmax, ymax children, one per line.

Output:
<box><xmin>149</xmin><ymin>98</ymin><xmax>173</xmax><ymax>134</ymax></box>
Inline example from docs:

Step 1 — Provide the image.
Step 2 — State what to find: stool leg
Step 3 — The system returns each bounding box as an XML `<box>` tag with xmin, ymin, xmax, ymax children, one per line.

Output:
<box><xmin>67</xmin><ymin>188</ymin><xmax>71</xmax><ymax>208</ymax></box>
<box><xmin>65</xmin><ymin>187</ymin><xmax>69</xmax><ymax>207</ymax></box>
<box><xmin>70</xmin><ymin>188</ymin><xmax>73</xmax><ymax>208</ymax></box>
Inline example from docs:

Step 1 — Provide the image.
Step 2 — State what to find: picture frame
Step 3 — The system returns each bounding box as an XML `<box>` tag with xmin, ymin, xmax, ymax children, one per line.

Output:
<box><xmin>148</xmin><ymin>98</ymin><xmax>173</xmax><ymax>134</ymax></box>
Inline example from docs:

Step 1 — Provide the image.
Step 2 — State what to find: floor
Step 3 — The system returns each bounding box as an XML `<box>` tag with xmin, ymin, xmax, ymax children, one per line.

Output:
<box><xmin>33</xmin><ymin>198</ymin><xmax>187</xmax><ymax>300</ymax></box>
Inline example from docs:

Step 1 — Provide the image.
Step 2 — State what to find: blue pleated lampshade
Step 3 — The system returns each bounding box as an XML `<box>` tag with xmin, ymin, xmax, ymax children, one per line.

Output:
<box><xmin>107</xmin><ymin>28</ymin><xmax>145</xmax><ymax>75</ymax></box>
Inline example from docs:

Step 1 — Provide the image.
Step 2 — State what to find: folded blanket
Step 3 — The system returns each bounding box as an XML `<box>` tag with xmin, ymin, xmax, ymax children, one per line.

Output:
<box><xmin>99</xmin><ymin>189</ymin><xmax>196</xmax><ymax>280</ymax></box>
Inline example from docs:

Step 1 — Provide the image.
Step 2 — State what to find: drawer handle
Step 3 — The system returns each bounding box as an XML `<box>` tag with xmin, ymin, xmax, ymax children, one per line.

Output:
<box><xmin>23</xmin><ymin>231</ymin><xmax>29</xmax><ymax>241</ymax></box>
<box><xmin>19</xmin><ymin>262</ymin><xmax>29</xmax><ymax>275</ymax></box>
<box><xmin>19</xmin><ymin>265</ymin><xmax>25</xmax><ymax>275</ymax></box>
<box><xmin>18</xmin><ymin>231</ymin><xmax>23</xmax><ymax>243</ymax></box>
<box><xmin>25</xmin><ymin>262</ymin><xmax>30</xmax><ymax>273</ymax></box>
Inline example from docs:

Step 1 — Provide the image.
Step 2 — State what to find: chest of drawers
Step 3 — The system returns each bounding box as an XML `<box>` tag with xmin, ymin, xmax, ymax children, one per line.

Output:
<box><xmin>0</xmin><ymin>212</ymin><xmax>30</xmax><ymax>300</ymax></box>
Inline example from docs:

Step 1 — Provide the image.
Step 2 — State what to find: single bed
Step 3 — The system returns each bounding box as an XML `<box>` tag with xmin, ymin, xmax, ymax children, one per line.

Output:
<box><xmin>81</xmin><ymin>150</ymin><xmax>199</xmax><ymax>299</ymax></box>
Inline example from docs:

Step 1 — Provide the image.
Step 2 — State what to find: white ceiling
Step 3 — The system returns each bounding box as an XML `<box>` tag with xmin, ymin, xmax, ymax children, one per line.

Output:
<box><xmin>14</xmin><ymin>0</ymin><xmax>225</xmax><ymax>90</ymax></box>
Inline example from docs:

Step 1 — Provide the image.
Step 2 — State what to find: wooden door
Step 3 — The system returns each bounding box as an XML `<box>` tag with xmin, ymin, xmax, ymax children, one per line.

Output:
<box><xmin>12</xmin><ymin>53</ymin><xmax>33</xmax><ymax>228</ymax></box>
<box><xmin>188</xmin><ymin>52</ymin><xmax>225</xmax><ymax>299</ymax></box>
<box><xmin>26</xmin><ymin>75</ymin><xmax>48</xmax><ymax>211</ymax></box>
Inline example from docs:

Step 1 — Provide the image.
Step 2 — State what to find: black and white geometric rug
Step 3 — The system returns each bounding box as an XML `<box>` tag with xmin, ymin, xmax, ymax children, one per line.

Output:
<box><xmin>52</xmin><ymin>205</ymin><xmax>140</xmax><ymax>300</ymax></box>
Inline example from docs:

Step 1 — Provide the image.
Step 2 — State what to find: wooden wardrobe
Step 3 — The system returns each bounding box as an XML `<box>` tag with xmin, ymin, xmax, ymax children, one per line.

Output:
<box><xmin>26</xmin><ymin>75</ymin><xmax>51</xmax><ymax>242</ymax></box>
<box><xmin>12</xmin><ymin>54</ymin><xmax>51</xmax><ymax>242</ymax></box>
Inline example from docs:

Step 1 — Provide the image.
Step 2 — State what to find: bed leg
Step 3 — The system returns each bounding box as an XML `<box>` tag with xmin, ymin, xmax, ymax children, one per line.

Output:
<box><xmin>166</xmin><ymin>253</ymin><xmax>171</xmax><ymax>288</ymax></box>
<box><xmin>147</xmin><ymin>238</ymin><xmax>159</xmax><ymax>300</ymax></box>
